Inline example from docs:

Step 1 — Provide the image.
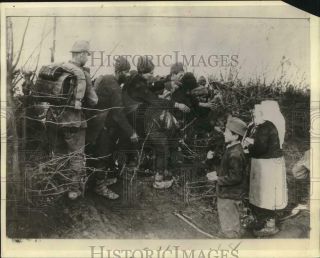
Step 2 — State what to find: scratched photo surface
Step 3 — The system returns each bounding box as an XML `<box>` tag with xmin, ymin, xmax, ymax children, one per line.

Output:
<box><xmin>4</xmin><ymin>4</ymin><xmax>311</xmax><ymax>242</ymax></box>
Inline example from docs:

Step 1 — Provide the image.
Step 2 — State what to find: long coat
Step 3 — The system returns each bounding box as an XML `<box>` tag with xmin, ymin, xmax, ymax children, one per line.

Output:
<box><xmin>86</xmin><ymin>74</ymin><xmax>134</xmax><ymax>144</ymax></box>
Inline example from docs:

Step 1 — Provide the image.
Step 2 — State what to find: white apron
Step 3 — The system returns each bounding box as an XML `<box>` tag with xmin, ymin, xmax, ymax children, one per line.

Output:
<box><xmin>249</xmin><ymin>157</ymin><xmax>288</xmax><ymax>210</ymax></box>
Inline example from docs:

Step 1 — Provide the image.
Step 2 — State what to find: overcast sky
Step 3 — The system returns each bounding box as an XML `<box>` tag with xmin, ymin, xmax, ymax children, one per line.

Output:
<box><xmin>9</xmin><ymin>4</ymin><xmax>310</xmax><ymax>86</ymax></box>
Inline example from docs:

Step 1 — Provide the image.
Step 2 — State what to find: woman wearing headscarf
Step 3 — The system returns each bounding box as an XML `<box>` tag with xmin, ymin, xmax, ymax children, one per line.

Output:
<box><xmin>243</xmin><ymin>100</ymin><xmax>287</xmax><ymax>237</ymax></box>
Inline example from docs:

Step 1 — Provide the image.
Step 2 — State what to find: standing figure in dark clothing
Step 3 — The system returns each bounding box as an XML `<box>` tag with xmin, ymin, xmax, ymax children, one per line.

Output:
<box><xmin>243</xmin><ymin>101</ymin><xmax>287</xmax><ymax>237</ymax></box>
<box><xmin>46</xmin><ymin>40</ymin><xmax>98</xmax><ymax>200</ymax></box>
<box><xmin>123</xmin><ymin>56</ymin><xmax>190</xmax><ymax>189</ymax></box>
<box><xmin>207</xmin><ymin>117</ymin><xmax>248</xmax><ymax>238</ymax></box>
<box><xmin>88</xmin><ymin>56</ymin><xmax>138</xmax><ymax>199</ymax></box>
<box><xmin>167</xmin><ymin>63</ymin><xmax>215</xmax><ymax>146</ymax></box>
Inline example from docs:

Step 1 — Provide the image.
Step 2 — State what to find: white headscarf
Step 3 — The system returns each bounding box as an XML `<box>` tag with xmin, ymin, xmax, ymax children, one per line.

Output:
<box><xmin>260</xmin><ymin>100</ymin><xmax>286</xmax><ymax>148</ymax></box>
<box><xmin>253</xmin><ymin>104</ymin><xmax>264</xmax><ymax>125</ymax></box>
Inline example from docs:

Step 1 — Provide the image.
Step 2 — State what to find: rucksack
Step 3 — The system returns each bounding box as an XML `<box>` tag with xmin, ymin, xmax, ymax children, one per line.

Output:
<box><xmin>33</xmin><ymin>64</ymin><xmax>76</xmax><ymax>105</ymax></box>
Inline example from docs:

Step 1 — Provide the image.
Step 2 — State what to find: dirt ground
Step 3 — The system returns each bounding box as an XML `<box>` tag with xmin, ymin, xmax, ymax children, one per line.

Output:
<box><xmin>7</xmin><ymin>138</ymin><xmax>310</xmax><ymax>240</ymax></box>
<box><xmin>7</xmin><ymin>180</ymin><xmax>310</xmax><ymax>240</ymax></box>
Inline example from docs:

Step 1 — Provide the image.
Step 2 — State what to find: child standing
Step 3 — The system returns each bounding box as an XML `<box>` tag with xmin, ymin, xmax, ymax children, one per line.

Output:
<box><xmin>207</xmin><ymin>117</ymin><xmax>248</xmax><ymax>238</ymax></box>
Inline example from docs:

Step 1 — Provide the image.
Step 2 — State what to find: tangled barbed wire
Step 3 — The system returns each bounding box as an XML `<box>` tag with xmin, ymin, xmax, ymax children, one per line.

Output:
<box><xmin>15</xmin><ymin>75</ymin><xmax>310</xmax><ymax>208</ymax></box>
<box><xmin>25</xmin><ymin>150</ymin><xmax>107</xmax><ymax>207</ymax></box>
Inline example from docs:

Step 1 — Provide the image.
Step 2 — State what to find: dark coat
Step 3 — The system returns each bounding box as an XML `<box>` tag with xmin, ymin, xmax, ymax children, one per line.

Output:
<box><xmin>123</xmin><ymin>74</ymin><xmax>175</xmax><ymax>109</ymax></box>
<box><xmin>171</xmin><ymin>73</ymin><xmax>199</xmax><ymax>122</ymax></box>
<box><xmin>122</xmin><ymin>74</ymin><xmax>176</xmax><ymax>136</ymax></box>
<box><xmin>93</xmin><ymin>74</ymin><xmax>134</xmax><ymax>137</ymax></box>
<box><xmin>248</xmin><ymin>120</ymin><xmax>283</xmax><ymax>159</ymax></box>
<box><xmin>217</xmin><ymin>143</ymin><xmax>248</xmax><ymax>200</ymax></box>
<box><xmin>147</xmin><ymin>75</ymin><xmax>171</xmax><ymax>94</ymax></box>
<box><xmin>180</xmin><ymin>72</ymin><xmax>198</xmax><ymax>92</ymax></box>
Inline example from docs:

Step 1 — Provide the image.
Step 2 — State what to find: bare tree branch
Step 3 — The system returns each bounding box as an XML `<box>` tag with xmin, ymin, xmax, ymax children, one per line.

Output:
<box><xmin>12</xmin><ymin>17</ymin><xmax>31</xmax><ymax>70</ymax></box>
<box><xmin>6</xmin><ymin>17</ymin><xmax>23</xmax><ymax>203</ymax></box>
<box><xmin>21</xmin><ymin>24</ymin><xmax>56</xmax><ymax>71</ymax></box>
<box><xmin>6</xmin><ymin>17</ymin><xmax>14</xmax><ymax>70</ymax></box>
<box><xmin>12</xmin><ymin>74</ymin><xmax>23</xmax><ymax>88</ymax></box>
<box><xmin>31</xmin><ymin>18</ymin><xmax>47</xmax><ymax>82</ymax></box>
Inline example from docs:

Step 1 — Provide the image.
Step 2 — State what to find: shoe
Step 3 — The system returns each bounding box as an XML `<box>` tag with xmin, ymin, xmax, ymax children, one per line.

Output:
<box><xmin>253</xmin><ymin>219</ymin><xmax>280</xmax><ymax>237</ymax></box>
<box><xmin>241</xmin><ymin>214</ymin><xmax>257</xmax><ymax>229</ymax></box>
<box><xmin>153</xmin><ymin>179</ymin><xmax>173</xmax><ymax>189</ymax></box>
<box><xmin>68</xmin><ymin>190</ymin><xmax>81</xmax><ymax>200</ymax></box>
<box><xmin>94</xmin><ymin>185</ymin><xmax>119</xmax><ymax>200</ymax></box>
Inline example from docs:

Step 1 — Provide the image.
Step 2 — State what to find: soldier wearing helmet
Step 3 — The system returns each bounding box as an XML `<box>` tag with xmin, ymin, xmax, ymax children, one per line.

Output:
<box><xmin>46</xmin><ymin>40</ymin><xmax>98</xmax><ymax>200</ymax></box>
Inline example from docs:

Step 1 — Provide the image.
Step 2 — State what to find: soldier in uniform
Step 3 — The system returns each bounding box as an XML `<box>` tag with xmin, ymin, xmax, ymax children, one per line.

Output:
<box><xmin>46</xmin><ymin>40</ymin><xmax>98</xmax><ymax>200</ymax></box>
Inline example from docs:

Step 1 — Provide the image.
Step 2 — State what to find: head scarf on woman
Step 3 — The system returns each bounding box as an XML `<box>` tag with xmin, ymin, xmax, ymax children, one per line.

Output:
<box><xmin>260</xmin><ymin>100</ymin><xmax>286</xmax><ymax>148</ymax></box>
<box><xmin>253</xmin><ymin>104</ymin><xmax>264</xmax><ymax>125</ymax></box>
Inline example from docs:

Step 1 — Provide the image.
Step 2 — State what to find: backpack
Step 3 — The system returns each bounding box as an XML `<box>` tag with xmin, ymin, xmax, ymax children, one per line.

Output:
<box><xmin>33</xmin><ymin>64</ymin><xmax>76</xmax><ymax>105</ymax></box>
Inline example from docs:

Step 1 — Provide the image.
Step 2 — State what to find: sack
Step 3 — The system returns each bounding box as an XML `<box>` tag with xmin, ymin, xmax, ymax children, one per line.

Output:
<box><xmin>33</xmin><ymin>64</ymin><xmax>75</xmax><ymax>105</ymax></box>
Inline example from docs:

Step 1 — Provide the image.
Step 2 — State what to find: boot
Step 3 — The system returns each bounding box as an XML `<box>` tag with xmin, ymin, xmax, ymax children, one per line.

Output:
<box><xmin>153</xmin><ymin>171</ymin><xmax>173</xmax><ymax>189</ymax></box>
<box><xmin>253</xmin><ymin>218</ymin><xmax>280</xmax><ymax>237</ymax></box>
<box><xmin>94</xmin><ymin>179</ymin><xmax>119</xmax><ymax>200</ymax></box>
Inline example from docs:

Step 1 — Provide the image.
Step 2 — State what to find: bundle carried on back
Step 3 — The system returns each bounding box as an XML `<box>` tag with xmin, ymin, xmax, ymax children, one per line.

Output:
<box><xmin>33</xmin><ymin>64</ymin><xmax>76</xmax><ymax>105</ymax></box>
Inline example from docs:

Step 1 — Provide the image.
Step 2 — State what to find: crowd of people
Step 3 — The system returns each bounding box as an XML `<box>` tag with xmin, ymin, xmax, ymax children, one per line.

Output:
<box><xmin>27</xmin><ymin>40</ymin><xmax>309</xmax><ymax>238</ymax></box>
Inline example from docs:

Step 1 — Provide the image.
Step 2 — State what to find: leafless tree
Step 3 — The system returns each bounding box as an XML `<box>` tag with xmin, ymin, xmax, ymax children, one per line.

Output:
<box><xmin>6</xmin><ymin>17</ymin><xmax>30</xmax><ymax>203</ymax></box>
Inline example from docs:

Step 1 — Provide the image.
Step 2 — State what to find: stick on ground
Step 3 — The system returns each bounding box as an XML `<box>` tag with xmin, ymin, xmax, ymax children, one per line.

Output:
<box><xmin>173</xmin><ymin>211</ymin><xmax>218</xmax><ymax>239</ymax></box>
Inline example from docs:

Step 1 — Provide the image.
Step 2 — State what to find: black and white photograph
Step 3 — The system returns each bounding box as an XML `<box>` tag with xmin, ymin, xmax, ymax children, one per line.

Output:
<box><xmin>1</xmin><ymin>2</ymin><xmax>319</xmax><ymax>258</ymax></box>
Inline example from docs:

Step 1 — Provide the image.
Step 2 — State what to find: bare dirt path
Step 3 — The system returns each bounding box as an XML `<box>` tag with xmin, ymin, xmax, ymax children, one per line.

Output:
<box><xmin>7</xmin><ymin>139</ymin><xmax>310</xmax><ymax>240</ymax></box>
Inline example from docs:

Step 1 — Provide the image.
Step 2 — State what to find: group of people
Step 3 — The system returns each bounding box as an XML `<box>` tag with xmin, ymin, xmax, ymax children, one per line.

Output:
<box><xmin>206</xmin><ymin>100</ymin><xmax>287</xmax><ymax>238</ymax></box>
<box><xmin>45</xmin><ymin>40</ymin><xmax>219</xmax><ymax>199</ymax></box>
<box><xmin>42</xmin><ymin>40</ymin><xmax>290</xmax><ymax>238</ymax></box>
